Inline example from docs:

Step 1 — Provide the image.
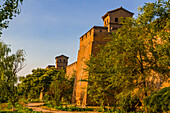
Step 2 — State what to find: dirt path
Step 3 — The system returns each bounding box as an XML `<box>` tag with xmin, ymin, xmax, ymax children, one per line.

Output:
<box><xmin>27</xmin><ymin>103</ymin><xmax>56</xmax><ymax>113</ymax></box>
<box><xmin>27</xmin><ymin>103</ymin><xmax>96</xmax><ymax>113</ymax></box>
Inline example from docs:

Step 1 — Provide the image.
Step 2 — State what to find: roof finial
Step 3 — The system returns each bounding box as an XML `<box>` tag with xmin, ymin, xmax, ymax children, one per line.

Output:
<box><xmin>120</xmin><ymin>6</ymin><xmax>122</xmax><ymax>8</ymax></box>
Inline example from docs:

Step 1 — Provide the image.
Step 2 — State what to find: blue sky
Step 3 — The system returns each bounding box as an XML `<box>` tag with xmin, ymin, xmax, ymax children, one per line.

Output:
<box><xmin>1</xmin><ymin>0</ymin><xmax>158</xmax><ymax>77</ymax></box>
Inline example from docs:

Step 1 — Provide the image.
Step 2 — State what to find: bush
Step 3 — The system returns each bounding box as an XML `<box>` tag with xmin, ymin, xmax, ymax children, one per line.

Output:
<box><xmin>53</xmin><ymin>105</ymin><xmax>94</xmax><ymax>111</ymax></box>
<box><xmin>120</xmin><ymin>93</ymin><xmax>142</xmax><ymax>112</ymax></box>
<box><xmin>144</xmin><ymin>87</ymin><xmax>170</xmax><ymax>113</ymax></box>
<box><xmin>28</xmin><ymin>99</ymin><xmax>41</xmax><ymax>103</ymax></box>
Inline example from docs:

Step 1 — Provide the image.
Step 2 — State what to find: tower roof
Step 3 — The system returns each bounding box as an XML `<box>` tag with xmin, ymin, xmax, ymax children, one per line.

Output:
<box><xmin>55</xmin><ymin>54</ymin><xmax>69</xmax><ymax>59</ymax></box>
<box><xmin>102</xmin><ymin>7</ymin><xmax>134</xmax><ymax>20</ymax></box>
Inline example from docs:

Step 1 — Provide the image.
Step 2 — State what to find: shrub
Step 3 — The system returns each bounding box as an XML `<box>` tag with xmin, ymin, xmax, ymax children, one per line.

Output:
<box><xmin>144</xmin><ymin>87</ymin><xmax>170</xmax><ymax>113</ymax></box>
<box><xmin>120</xmin><ymin>93</ymin><xmax>142</xmax><ymax>112</ymax></box>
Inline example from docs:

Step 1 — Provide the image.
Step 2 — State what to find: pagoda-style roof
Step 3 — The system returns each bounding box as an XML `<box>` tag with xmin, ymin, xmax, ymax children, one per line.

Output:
<box><xmin>55</xmin><ymin>54</ymin><xmax>69</xmax><ymax>59</ymax></box>
<box><xmin>102</xmin><ymin>7</ymin><xmax>134</xmax><ymax>20</ymax></box>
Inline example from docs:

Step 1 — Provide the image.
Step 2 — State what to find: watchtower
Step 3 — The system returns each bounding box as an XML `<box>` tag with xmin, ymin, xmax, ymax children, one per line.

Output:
<box><xmin>102</xmin><ymin>7</ymin><xmax>134</xmax><ymax>32</ymax></box>
<box><xmin>55</xmin><ymin>55</ymin><xmax>69</xmax><ymax>69</ymax></box>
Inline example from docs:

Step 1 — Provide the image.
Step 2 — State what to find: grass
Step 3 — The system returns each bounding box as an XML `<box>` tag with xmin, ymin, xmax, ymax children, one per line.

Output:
<box><xmin>0</xmin><ymin>103</ymin><xmax>42</xmax><ymax>113</ymax></box>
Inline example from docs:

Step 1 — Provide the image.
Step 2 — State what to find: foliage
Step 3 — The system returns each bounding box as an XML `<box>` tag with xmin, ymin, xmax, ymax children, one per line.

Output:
<box><xmin>55</xmin><ymin>106</ymin><xmax>94</xmax><ymax>111</ymax></box>
<box><xmin>0</xmin><ymin>0</ymin><xmax>24</xmax><ymax>111</ymax></box>
<box><xmin>18</xmin><ymin>68</ymin><xmax>50</xmax><ymax>99</ymax></box>
<box><xmin>0</xmin><ymin>0</ymin><xmax>23</xmax><ymax>36</ymax></box>
<box><xmin>120</xmin><ymin>93</ymin><xmax>142</xmax><ymax>112</ymax></box>
<box><xmin>143</xmin><ymin>87</ymin><xmax>170</xmax><ymax>113</ymax></box>
<box><xmin>19</xmin><ymin>68</ymin><xmax>74</xmax><ymax>104</ymax></box>
<box><xmin>86</xmin><ymin>48</ymin><xmax>118</xmax><ymax>107</ymax></box>
<box><xmin>0</xmin><ymin>41</ymin><xmax>25</xmax><ymax>110</ymax></box>
<box><xmin>0</xmin><ymin>103</ymin><xmax>42</xmax><ymax>113</ymax></box>
<box><xmin>46</xmin><ymin>70</ymin><xmax>74</xmax><ymax>105</ymax></box>
<box><xmin>85</xmin><ymin>0</ymin><xmax>169</xmax><ymax>111</ymax></box>
<box><xmin>43</xmin><ymin>103</ymin><xmax>94</xmax><ymax>112</ymax></box>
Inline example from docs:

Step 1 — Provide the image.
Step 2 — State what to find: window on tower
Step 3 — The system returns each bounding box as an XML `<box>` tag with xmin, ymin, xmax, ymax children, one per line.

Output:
<box><xmin>115</xmin><ymin>17</ymin><xmax>118</xmax><ymax>22</ymax></box>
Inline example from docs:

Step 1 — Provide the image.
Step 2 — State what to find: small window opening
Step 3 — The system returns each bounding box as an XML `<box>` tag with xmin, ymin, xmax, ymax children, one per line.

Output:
<box><xmin>100</xmin><ymin>30</ymin><xmax>102</xmax><ymax>32</ymax></box>
<box><xmin>107</xmin><ymin>19</ymin><xmax>108</xmax><ymax>24</ymax></box>
<box><xmin>123</xmin><ymin>18</ymin><xmax>125</xmax><ymax>23</ymax></box>
<box><xmin>59</xmin><ymin>59</ymin><xmax>61</xmax><ymax>62</ymax></box>
<box><xmin>105</xmin><ymin>21</ymin><xmax>106</xmax><ymax>25</ymax></box>
<box><xmin>63</xmin><ymin>59</ymin><xmax>65</xmax><ymax>62</ymax></box>
<box><xmin>115</xmin><ymin>18</ymin><xmax>118</xmax><ymax>22</ymax></box>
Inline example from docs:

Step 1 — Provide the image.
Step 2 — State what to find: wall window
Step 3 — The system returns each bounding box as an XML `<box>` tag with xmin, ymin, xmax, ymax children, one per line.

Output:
<box><xmin>59</xmin><ymin>59</ymin><xmax>61</xmax><ymax>62</ymax></box>
<box><xmin>63</xmin><ymin>59</ymin><xmax>65</xmax><ymax>62</ymax></box>
<box><xmin>115</xmin><ymin>17</ymin><xmax>118</xmax><ymax>22</ymax></box>
<box><xmin>105</xmin><ymin>21</ymin><xmax>106</xmax><ymax>25</ymax></box>
<box><xmin>100</xmin><ymin>30</ymin><xmax>102</xmax><ymax>32</ymax></box>
<box><xmin>123</xmin><ymin>17</ymin><xmax>125</xmax><ymax>23</ymax></box>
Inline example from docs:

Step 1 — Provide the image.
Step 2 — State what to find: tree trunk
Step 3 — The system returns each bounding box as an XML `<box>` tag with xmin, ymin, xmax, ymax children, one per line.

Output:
<box><xmin>39</xmin><ymin>91</ymin><xmax>43</xmax><ymax>101</ymax></box>
<box><xmin>39</xmin><ymin>87</ymin><xmax>44</xmax><ymax>101</ymax></box>
<box><xmin>12</xmin><ymin>105</ymin><xmax>15</xmax><ymax>111</ymax></box>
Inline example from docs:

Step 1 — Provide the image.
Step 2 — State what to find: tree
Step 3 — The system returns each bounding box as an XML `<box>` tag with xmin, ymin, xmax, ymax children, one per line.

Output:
<box><xmin>0</xmin><ymin>0</ymin><xmax>23</xmax><ymax>36</ymax></box>
<box><xmin>19</xmin><ymin>67</ymin><xmax>74</xmax><ymax>105</ymax></box>
<box><xmin>143</xmin><ymin>87</ymin><xmax>170</xmax><ymax>113</ymax></box>
<box><xmin>86</xmin><ymin>0</ymin><xmax>169</xmax><ymax>112</ymax></box>
<box><xmin>47</xmin><ymin>69</ymin><xmax>74</xmax><ymax>105</ymax></box>
<box><xmin>0</xmin><ymin>41</ymin><xmax>25</xmax><ymax>110</ymax></box>
<box><xmin>18</xmin><ymin>68</ymin><xmax>47</xmax><ymax>99</ymax></box>
<box><xmin>85</xmin><ymin>51</ymin><xmax>118</xmax><ymax>108</ymax></box>
<box><xmin>0</xmin><ymin>0</ymin><xmax>24</xmax><ymax>111</ymax></box>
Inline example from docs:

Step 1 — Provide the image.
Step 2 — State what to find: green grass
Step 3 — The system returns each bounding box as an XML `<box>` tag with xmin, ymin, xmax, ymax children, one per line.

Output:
<box><xmin>0</xmin><ymin>103</ymin><xmax>42</xmax><ymax>113</ymax></box>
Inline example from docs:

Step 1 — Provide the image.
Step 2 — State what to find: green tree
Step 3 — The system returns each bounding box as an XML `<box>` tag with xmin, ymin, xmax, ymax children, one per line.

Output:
<box><xmin>0</xmin><ymin>0</ymin><xmax>24</xmax><ymax>111</ymax></box>
<box><xmin>0</xmin><ymin>41</ymin><xmax>25</xmax><ymax>110</ymax></box>
<box><xmin>47</xmin><ymin>69</ymin><xmax>74</xmax><ymax>105</ymax></box>
<box><xmin>144</xmin><ymin>87</ymin><xmax>170</xmax><ymax>113</ymax></box>
<box><xmin>18</xmin><ymin>68</ymin><xmax>47</xmax><ymax>99</ymax></box>
<box><xmin>18</xmin><ymin>67</ymin><xmax>74</xmax><ymax>104</ymax></box>
<box><xmin>0</xmin><ymin>0</ymin><xmax>23</xmax><ymax>36</ymax></box>
<box><xmin>86</xmin><ymin>0</ymin><xmax>169</xmax><ymax>112</ymax></box>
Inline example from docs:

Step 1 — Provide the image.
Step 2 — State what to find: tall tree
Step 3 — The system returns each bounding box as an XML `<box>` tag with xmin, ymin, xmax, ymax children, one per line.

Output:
<box><xmin>0</xmin><ymin>0</ymin><xmax>24</xmax><ymax>110</ymax></box>
<box><xmin>86</xmin><ymin>0</ymin><xmax>169</xmax><ymax>111</ymax></box>
<box><xmin>0</xmin><ymin>41</ymin><xmax>25</xmax><ymax>110</ymax></box>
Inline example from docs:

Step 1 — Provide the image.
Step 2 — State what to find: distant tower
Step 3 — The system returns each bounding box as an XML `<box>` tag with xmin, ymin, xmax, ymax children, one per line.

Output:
<box><xmin>55</xmin><ymin>54</ymin><xmax>69</xmax><ymax>69</ymax></box>
<box><xmin>102</xmin><ymin>7</ymin><xmax>134</xmax><ymax>32</ymax></box>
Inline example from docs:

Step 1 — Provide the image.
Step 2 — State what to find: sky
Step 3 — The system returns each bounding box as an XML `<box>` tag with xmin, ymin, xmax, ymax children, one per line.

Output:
<box><xmin>1</xmin><ymin>0</ymin><xmax>158</xmax><ymax>77</ymax></box>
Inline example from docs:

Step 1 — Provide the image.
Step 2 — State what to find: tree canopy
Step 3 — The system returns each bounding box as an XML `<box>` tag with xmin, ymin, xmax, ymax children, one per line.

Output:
<box><xmin>0</xmin><ymin>41</ymin><xmax>25</xmax><ymax>111</ymax></box>
<box><xmin>18</xmin><ymin>68</ymin><xmax>74</xmax><ymax>105</ymax></box>
<box><xmin>85</xmin><ymin>0</ymin><xmax>169</xmax><ymax>111</ymax></box>
<box><xmin>0</xmin><ymin>0</ymin><xmax>23</xmax><ymax>36</ymax></box>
